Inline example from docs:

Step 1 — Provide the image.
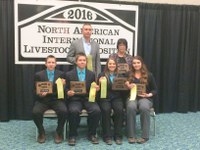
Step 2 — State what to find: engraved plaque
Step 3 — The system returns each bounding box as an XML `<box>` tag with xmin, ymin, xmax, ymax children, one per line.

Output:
<box><xmin>70</xmin><ymin>81</ymin><xmax>86</xmax><ymax>94</ymax></box>
<box><xmin>136</xmin><ymin>84</ymin><xmax>146</xmax><ymax>95</ymax></box>
<box><xmin>36</xmin><ymin>82</ymin><xmax>53</xmax><ymax>94</ymax></box>
<box><xmin>118</xmin><ymin>63</ymin><xmax>129</xmax><ymax>74</ymax></box>
<box><xmin>112</xmin><ymin>77</ymin><xmax>128</xmax><ymax>90</ymax></box>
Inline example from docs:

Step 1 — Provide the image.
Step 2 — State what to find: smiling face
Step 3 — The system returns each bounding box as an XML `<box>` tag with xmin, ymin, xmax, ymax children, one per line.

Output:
<box><xmin>76</xmin><ymin>55</ymin><xmax>87</xmax><ymax>70</ymax></box>
<box><xmin>107</xmin><ymin>59</ymin><xmax>117</xmax><ymax>73</ymax></box>
<box><xmin>132</xmin><ymin>58</ymin><xmax>142</xmax><ymax>71</ymax></box>
<box><xmin>45</xmin><ymin>57</ymin><xmax>56</xmax><ymax>71</ymax></box>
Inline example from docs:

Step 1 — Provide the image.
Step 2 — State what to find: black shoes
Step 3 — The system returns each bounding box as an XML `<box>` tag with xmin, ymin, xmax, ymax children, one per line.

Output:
<box><xmin>68</xmin><ymin>137</ymin><xmax>76</xmax><ymax>146</ymax></box>
<box><xmin>37</xmin><ymin>133</ymin><xmax>46</xmax><ymax>144</ymax></box>
<box><xmin>88</xmin><ymin>135</ymin><xmax>99</xmax><ymax>144</ymax></box>
<box><xmin>137</xmin><ymin>138</ymin><xmax>149</xmax><ymax>144</ymax></box>
<box><xmin>115</xmin><ymin>137</ymin><xmax>122</xmax><ymax>145</ymax></box>
<box><xmin>54</xmin><ymin>133</ymin><xmax>63</xmax><ymax>144</ymax></box>
<box><xmin>104</xmin><ymin>138</ymin><xmax>112</xmax><ymax>145</ymax></box>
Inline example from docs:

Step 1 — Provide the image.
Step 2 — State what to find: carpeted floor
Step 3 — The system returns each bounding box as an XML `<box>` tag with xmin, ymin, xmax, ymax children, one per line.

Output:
<box><xmin>0</xmin><ymin>112</ymin><xmax>200</xmax><ymax>150</ymax></box>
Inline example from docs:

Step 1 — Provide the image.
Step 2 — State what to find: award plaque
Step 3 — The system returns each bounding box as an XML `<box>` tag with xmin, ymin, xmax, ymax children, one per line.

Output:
<box><xmin>70</xmin><ymin>81</ymin><xmax>86</xmax><ymax>94</ymax></box>
<box><xmin>136</xmin><ymin>84</ymin><xmax>146</xmax><ymax>95</ymax></box>
<box><xmin>36</xmin><ymin>82</ymin><xmax>53</xmax><ymax>94</ymax></box>
<box><xmin>118</xmin><ymin>63</ymin><xmax>129</xmax><ymax>74</ymax></box>
<box><xmin>112</xmin><ymin>77</ymin><xmax>128</xmax><ymax>90</ymax></box>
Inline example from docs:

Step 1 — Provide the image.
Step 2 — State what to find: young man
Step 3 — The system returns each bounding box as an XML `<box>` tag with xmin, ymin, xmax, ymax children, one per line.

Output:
<box><xmin>66</xmin><ymin>23</ymin><xmax>101</xmax><ymax>77</ymax></box>
<box><xmin>32</xmin><ymin>55</ymin><xmax>68</xmax><ymax>144</ymax></box>
<box><xmin>66</xmin><ymin>52</ymin><xmax>101</xmax><ymax>146</ymax></box>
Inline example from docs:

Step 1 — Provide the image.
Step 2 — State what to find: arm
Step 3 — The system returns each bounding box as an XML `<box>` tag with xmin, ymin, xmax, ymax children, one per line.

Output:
<box><xmin>66</xmin><ymin>42</ymin><xmax>76</xmax><ymax>64</ymax></box>
<box><xmin>95</xmin><ymin>44</ymin><xmax>101</xmax><ymax>77</ymax></box>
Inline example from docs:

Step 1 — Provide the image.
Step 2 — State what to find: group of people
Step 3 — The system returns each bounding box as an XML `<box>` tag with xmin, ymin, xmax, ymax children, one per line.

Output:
<box><xmin>32</xmin><ymin>23</ymin><xmax>157</xmax><ymax>146</ymax></box>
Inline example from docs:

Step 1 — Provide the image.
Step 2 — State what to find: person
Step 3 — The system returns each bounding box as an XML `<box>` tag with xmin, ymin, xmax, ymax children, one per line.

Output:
<box><xmin>109</xmin><ymin>38</ymin><xmax>133</xmax><ymax>124</ymax></box>
<box><xmin>97</xmin><ymin>58</ymin><xmax>124</xmax><ymax>145</ymax></box>
<box><xmin>125</xmin><ymin>56</ymin><xmax>157</xmax><ymax>144</ymax></box>
<box><xmin>32</xmin><ymin>55</ymin><xmax>68</xmax><ymax>144</ymax></box>
<box><xmin>109</xmin><ymin>38</ymin><xmax>133</xmax><ymax>69</ymax></box>
<box><xmin>65</xmin><ymin>52</ymin><xmax>101</xmax><ymax>146</ymax></box>
<box><xmin>66</xmin><ymin>23</ymin><xmax>101</xmax><ymax>77</ymax></box>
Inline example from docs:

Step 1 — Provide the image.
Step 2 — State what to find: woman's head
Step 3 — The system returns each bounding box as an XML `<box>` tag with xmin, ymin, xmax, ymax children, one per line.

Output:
<box><xmin>117</xmin><ymin>38</ymin><xmax>128</xmax><ymax>53</ymax></box>
<box><xmin>104</xmin><ymin>58</ymin><xmax>118</xmax><ymax>73</ymax></box>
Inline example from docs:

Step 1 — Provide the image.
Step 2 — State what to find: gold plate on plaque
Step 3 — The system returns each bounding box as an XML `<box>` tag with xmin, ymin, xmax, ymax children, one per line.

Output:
<box><xmin>136</xmin><ymin>84</ymin><xmax>146</xmax><ymax>95</ymax></box>
<box><xmin>112</xmin><ymin>77</ymin><xmax>128</xmax><ymax>90</ymax></box>
<box><xmin>36</xmin><ymin>81</ymin><xmax>53</xmax><ymax>94</ymax></box>
<box><xmin>118</xmin><ymin>63</ymin><xmax>129</xmax><ymax>74</ymax></box>
<box><xmin>70</xmin><ymin>81</ymin><xmax>86</xmax><ymax>94</ymax></box>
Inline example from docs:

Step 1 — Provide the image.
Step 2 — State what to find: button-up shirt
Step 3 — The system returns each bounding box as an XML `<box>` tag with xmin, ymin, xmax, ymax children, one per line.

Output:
<box><xmin>77</xmin><ymin>67</ymin><xmax>86</xmax><ymax>81</ymax></box>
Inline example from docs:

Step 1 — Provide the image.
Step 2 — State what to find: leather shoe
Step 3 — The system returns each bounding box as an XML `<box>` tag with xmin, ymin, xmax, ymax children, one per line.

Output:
<box><xmin>68</xmin><ymin>137</ymin><xmax>76</xmax><ymax>146</ymax></box>
<box><xmin>88</xmin><ymin>135</ymin><xmax>99</xmax><ymax>144</ymax></box>
<box><xmin>37</xmin><ymin>133</ymin><xmax>45</xmax><ymax>143</ymax></box>
<box><xmin>54</xmin><ymin>133</ymin><xmax>63</xmax><ymax>144</ymax></box>
<box><xmin>115</xmin><ymin>137</ymin><xmax>122</xmax><ymax>145</ymax></box>
<box><xmin>104</xmin><ymin>138</ymin><xmax>112</xmax><ymax>145</ymax></box>
<box><xmin>137</xmin><ymin>138</ymin><xmax>149</xmax><ymax>144</ymax></box>
<box><xmin>128</xmin><ymin>137</ymin><xmax>137</xmax><ymax>144</ymax></box>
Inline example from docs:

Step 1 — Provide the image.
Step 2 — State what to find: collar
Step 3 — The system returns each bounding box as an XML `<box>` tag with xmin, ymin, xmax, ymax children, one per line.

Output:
<box><xmin>76</xmin><ymin>67</ymin><xmax>86</xmax><ymax>74</ymax></box>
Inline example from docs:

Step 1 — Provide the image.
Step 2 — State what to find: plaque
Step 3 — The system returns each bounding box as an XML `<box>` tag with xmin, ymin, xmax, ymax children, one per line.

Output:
<box><xmin>118</xmin><ymin>63</ymin><xmax>129</xmax><ymax>74</ymax></box>
<box><xmin>36</xmin><ymin>81</ymin><xmax>53</xmax><ymax>94</ymax></box>
<box><xmin>136</xmin><ymin>84</ymin><xmax>146</xmax><ymax>95</ymax></box>
<box><xmin>112</xmin><ymin>77</ymin><xmax>128</xmax><ymax>90</ymax></box>
<box><xmin>70</xmin><ymin>81</ymin><xmax>86</xmax><ymax>94</ymax></box>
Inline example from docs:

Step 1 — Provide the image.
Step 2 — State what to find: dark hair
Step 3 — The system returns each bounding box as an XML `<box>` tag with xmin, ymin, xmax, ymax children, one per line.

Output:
<box><xmin>129</xmin><ymin>56</ymin><xmax>149</xmax><ymax>85</ymax></box>
<box><xmin>75</xmin><ymin>52</ymin><xmax>87</xmax><ymax>62</ymax></box>
<box><xmin>117</xmin><ymin>38</ymin><xmax>128</xmax><ymax>49</ymax></box>
<box><xmin>45</xmin><ymin>55</ymin><xmax>56</xmax><ymax>63</ymax></box>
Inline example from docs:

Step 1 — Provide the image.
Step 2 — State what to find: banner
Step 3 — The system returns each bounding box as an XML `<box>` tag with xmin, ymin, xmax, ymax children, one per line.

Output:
<box><xmin>14</xmin><ymin>0</ymin><xmax>138</xmax><ymax>64</ymax></box>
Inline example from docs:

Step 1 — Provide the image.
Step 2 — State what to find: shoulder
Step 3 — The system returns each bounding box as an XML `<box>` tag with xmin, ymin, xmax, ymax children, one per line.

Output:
<box><xmin>91</xmin><ymin>40</ymin><xmax>99</xmax><ymax>46</ymax></box>
<box><xmin>98</xmin><ymin>72</ymin><xmax>105</xmax><ymax>78</ymax></box>
<box><xmin>66</xmin><ymin>69</ymin><xmax>76</xmax><ymax>76</ymax></box>
<box><xmin>35</xmin><ymin>70</ymin><xmax>45</xmax><ymax>76</ymax></box>
<box><xmin>109</xmin><ymin>53</ymin><xmax>117</xmax><ymax>58</ymax></box>
<box><xmin>71</xmin><ymin>38</ymin><xmax>82</xmax><ymax>45</ymax></box>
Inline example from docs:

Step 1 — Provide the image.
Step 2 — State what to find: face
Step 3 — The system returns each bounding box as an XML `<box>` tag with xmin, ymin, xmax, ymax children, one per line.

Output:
<box><xmin>82</xmin><ymin>24</ymin><xmax>92</xmax><ymax>39</ymax></box>
<box><xmin>76</xmin><ymin>56</ymin><xmax>87</xmax><ymax>69</ymax></box>
<box><xmin>132</xmin><ymin>59</ymin><xmax>142</xmax><ymax>71</ymax></box>
<box><xmin>107</xmin><ymin>59</ymin><xmax>116</xmax><ymax>72</ymax></box>
<box><xmin>45</xmin><ymin>57</ymin><xmax>56</xmax><ymax>71</ymax></box>
<box><xmin>118</xmin><ymin>43</ymin><xmax>126</xmax><ymax>53</ymax></box>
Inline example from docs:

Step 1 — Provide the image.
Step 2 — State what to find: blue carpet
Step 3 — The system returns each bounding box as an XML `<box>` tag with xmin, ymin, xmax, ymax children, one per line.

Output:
<box><xmin>0</xmin><ymin>112</ymin><xmax>200</xmax><ymax>150</ymax></box>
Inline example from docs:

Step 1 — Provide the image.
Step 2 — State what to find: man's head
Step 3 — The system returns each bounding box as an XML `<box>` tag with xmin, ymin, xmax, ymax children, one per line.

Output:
<box><xmin>75</xmin><ymin>52</ymin><xmax>87</xmax><ymax>70</ymax></box>
<box><xmin>45</xmin><ymin>55</ymin><xmax>56</xmax><ymax>71</ymax></box>
<box><xmin>81</xmin><ymin>23</ymin><xmax>92</xmax><ymax>40</ymax></box>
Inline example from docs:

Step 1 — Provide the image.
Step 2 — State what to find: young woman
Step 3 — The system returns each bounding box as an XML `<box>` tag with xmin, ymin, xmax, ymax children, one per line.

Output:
<box><xmin>98</xmin><ymin>58</ymin><xmax>124</xmax><ymax>145</ymax></box>
<box><xmin>125</xmin><ymin>56</ymin><xmax>157</xmax><ymax>144</ymax></box>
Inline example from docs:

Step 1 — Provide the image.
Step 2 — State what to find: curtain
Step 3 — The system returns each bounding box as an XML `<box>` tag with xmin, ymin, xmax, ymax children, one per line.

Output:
<box><xmin>138</xmin><ymin>4</ymin><xmax>200</xmax><ymax>113</ymax></box>
<box><xmin>1</xmin><ymin>1</ymin><xmax>200</xmax><ymax>121</ymax></box>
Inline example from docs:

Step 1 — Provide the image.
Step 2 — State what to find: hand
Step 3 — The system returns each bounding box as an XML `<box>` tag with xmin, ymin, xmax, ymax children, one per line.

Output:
<box><xmin>95</xmin><ymin>85</ymin><xmax>100</xmax><ymax>91</ymax></box>
<box><xmin>125</xmin><ymin>81</ymin><xmax>136</xmax><ymax>89</ymax></box>
<box><xmin>61</xmin><ymin>79</ymin><xmax>66</xmax><ymax>85</ymax></box>
<box><xmin>138</xmin><ymin>93</ymin><xmax>153</xmax><ymax>98</ymax></box>
<box><xmin>99</xmin><ymin>76</ymin><xmax>106</xmax><ymax>83</ymax></box>
<box><xmin>67</xmin><ymin>90</ymin><xmax>75</xmax><ymax>96</ymax></box>
<box><xmin>39</xmin><ymin>92</ymin><xmax>48</xmax><ymax>97</ymax></box>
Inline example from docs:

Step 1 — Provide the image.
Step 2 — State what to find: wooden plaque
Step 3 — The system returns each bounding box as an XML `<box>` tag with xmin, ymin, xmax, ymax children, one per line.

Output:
<box><xmin>36</xmin><ymin>81</ymin><xmax>53</xmax><ymax>94</ymax></box>
<box><xmin>70</xmin><ymin>81</ymin><xmax>86</xmax><ymax>94</ymax></box>
<box><xmin>112</xmin><ymin>77</ymin><xmax>128</xmax><ymax>90</ymax></box>
<box><xmin>136</xmin><ymin>84</ymin><xmax>146</xmax><ymax>95</ymax></box>
<box><xmin>118</xmin><ymin>63</ymin><xmax>129</xmax><ymax>74</ymax></box>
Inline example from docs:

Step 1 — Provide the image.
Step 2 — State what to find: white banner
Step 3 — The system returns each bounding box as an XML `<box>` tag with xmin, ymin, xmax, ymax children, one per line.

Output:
<box><xmin>14</xmin><ymin>0</ymin><xmax>138</xmax><ymax>64</ymax></box>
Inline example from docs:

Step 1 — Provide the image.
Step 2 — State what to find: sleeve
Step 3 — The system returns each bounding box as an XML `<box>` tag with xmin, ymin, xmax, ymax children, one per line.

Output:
<box><xmin>95</xmin><ymin>43</ymin><xmax>101</xmax><ymax>77</ymax></box>
<box><xmin>148</xmin><ymin>73</ymin><xmax>158</xmax><ymax>96</ymax></box>
<box><xmin>65</xmin><ymin>73</ymin><xmax>71</xmax><ymax>94</ymax></box>
<box><xmin>66</xmin><ymin>41</ymin><xmax>76</xmax><ymax>64</ymax></box>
